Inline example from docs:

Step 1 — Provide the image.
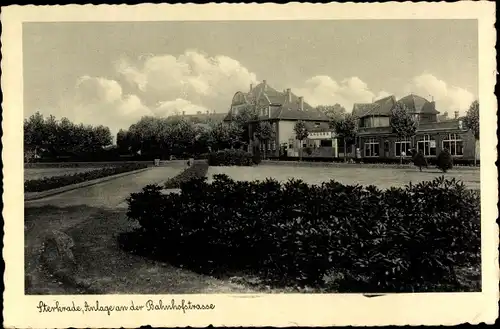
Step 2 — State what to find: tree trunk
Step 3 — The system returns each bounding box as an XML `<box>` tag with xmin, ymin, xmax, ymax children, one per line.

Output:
<box><xmin>419</xmin><ymin>166</ymin><xmax>422</xmax><ymax>172</ymax></box>
<box><xmin>343</xmin><ymin>139</ymin><xmax>347</xmax><ymax>163</ymax></box>
<box><xmin>473</xmin><ymin>140</ymin><xmax>477</xmax><ymax>166</ymax></box>
<box><xmin>299</xmin><ymin>140</ymin><xmax>302</xmax><ymax>162</ymax></box>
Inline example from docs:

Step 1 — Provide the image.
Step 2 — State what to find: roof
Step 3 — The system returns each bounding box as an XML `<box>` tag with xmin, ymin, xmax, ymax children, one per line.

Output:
<box><xmin>398</xmin><ymin>94</ymin><xmax>439</xmax><ymax>114</ymax></box>
<box><xmin>226</xmin><ymin>80</ymin><xmax>330</xmax><ymax>122</ymax></box>
<box><xmin>352</xmin><ymin>95</ymin><xmax>397</xmax><ymax>118</ymax></box>
<box><xmin>357</xmin><ymin>119</ymin><xmax>466</xmax><ymax>136</ymax></box>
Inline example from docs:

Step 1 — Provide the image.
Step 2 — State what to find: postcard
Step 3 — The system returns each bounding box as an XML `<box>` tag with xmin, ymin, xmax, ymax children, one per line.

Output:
<box><xmin>2</xmin><ymin>2</ymin><xmax>498</xmax><ymax>328</ymax></box>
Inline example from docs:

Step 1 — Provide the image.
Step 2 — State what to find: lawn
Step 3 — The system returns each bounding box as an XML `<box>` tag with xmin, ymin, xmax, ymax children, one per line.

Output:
<box><xmin>206</xmin><ymin>165</ymin><xmax>480</xmax><ymax>190</ymax></box>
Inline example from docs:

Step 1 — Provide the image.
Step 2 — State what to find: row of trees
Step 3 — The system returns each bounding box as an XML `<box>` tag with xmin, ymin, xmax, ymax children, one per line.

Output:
<box><xmin>24</xmin><ymin>112</ymin><xmax>113</xmax><ymax>162</ymax></box>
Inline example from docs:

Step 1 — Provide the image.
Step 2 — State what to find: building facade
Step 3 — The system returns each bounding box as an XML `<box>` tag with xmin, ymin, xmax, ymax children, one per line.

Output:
<box><xmin>353</xmin><ymin>94</ymin><xmax>479</xmax><ymax>160</ymax></box>
<box><xmin>224</xmin><ymin>80</ymin><xmax>337</xmax><ymax>158</ymax></box>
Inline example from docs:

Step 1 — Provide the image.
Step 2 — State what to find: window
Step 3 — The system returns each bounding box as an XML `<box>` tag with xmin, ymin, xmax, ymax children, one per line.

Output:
<box><xmin>315</xmin><ymin>122</ymin><xmax>321</xmax><ymax>128</ymax></box>
<box><xmin>288</xmin><ymin>139</ymin><xmax>294</xmax><ymax>149</ymax></box>
<box><xmin>364</xmin><ymin>137</ymin><xmax>380</xmax><ymax>157</ymax></box>
<box><xmin>442</xmin><ymin>133</ymin><xmax>464</xmax><ymax>156</ymax></box>
<box><xmin>395</xmin><ymin>137</ymin><xmax>412</xmax><ymax>157</ymax></box>
<box><xmin>417</xmin><ymin>134</ymin><xmax>436</xmax><ymax>156</ymax></box>
<box><xmin>267</xmin><ymin>141</ymin><xmax>271</xmax><ymax>151</ymax></box>
<box><xmin>272</xmin><ymin>141</ymin><xmax>276</xmax><ymax>151</ymax></box>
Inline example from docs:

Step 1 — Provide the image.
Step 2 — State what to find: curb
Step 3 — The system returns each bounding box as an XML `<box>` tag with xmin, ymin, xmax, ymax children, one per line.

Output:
<box><xmin>261</xmin><ymin>160</ymin><xmax>480</xmax><ymax>171</ymax></box>
<box><xmin>25</xmin><ymin>168</ymin><xmax>151</xmax><ymax>202</ymax></box>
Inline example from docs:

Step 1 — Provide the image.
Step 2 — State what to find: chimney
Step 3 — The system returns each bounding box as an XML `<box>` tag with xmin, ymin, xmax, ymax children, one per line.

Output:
<box><xmin>206</xmin><ymin>110</ymin><xmax>209</xmax><ymax>115</ymax></box>
<box><xmin>182</xmin><ymin>111</ymin><xmax>185</xmax><ymax>116</ymax></box>
<box><xmin>454</xmin><ymin>111</ymin><xmax>459</xmax><ymax>119</ymax></box>
<box><xmin>263</xmin><ymin>80</ymin><xmax>267</xmax><ymax>91</ymax></box>
<box><xmin>250</xmin><ymin>83</ymin><xmax>253</xmax><ymax>92</ymax></box>
<box><xmin>287</xmin><ymin>88</ymin><xmax>292</xmax><ymax>103</ymax></box>
<box><xmin>298</xmin><ymin>96</ymin><xmax>304</xmax><ymax>111</ymax></box>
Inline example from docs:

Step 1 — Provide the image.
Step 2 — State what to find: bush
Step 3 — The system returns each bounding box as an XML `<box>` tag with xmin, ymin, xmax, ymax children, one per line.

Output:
<box><xmin>207</xmin><ymin>149</ymin><xmax>254</xmax><ymax>166</ymax></box>
<box><xmin>123</xmin><ymin>175</ymin><xmax>480</xmax><ymax>292</ymax></box>
<box><xmin>164</xmin><ymin>161</ymin><xmax>209</xmax><ymax>189</ymax></box>
<box><xmin>413</xmin><ymin>150</ymin><xmax>428</xmax><ymax>170</ymax></box>
<box><xmin>437</xmin><ymin>149</ymin><xmax>454</xmax><ymax>172</ymax></box>
<box><xmin>25</xmin><ymin>163</ymin><xmax>148</xmax><ymax>192</ymax></box>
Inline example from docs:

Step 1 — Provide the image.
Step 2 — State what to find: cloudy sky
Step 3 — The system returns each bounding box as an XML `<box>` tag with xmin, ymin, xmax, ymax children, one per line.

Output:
<box><xmin>23</xmin><ymin>20</ymin><xmax>478</xmax><ymax>135</ymax></box>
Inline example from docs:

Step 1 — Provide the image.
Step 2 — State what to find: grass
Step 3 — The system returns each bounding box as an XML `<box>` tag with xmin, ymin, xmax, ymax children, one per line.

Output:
<box><xmin>206</xmin><ymin>165</ymin><xmax>480</xmax><ymax>190</ymax></box>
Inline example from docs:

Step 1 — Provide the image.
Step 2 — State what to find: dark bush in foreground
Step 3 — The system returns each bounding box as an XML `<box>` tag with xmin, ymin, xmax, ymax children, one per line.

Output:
<box><xmin>437</xmin><ymin>149</ymin><xmax>454</xmax><ymax>173</ymax></box>
<box><xmin>164</xmin><ymin>161</ymin><xmax>209</xmax><ymax>189</ymax></box>
<box><xmin>25</xmin><ymin>163</ymin><xmax>148</xmax><ymax>192</ymax></box>
<box><xmin>207</xmin><ymin>149</ymin><xmax>254</xmax><ymax>166</ymax></box>
<box><xmin>124</xmin><ymin>175</ymin><xmax>480</xmax><ymax>292</ymax></box>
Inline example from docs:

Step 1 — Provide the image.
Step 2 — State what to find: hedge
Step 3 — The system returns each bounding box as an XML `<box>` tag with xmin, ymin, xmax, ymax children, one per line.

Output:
<box><xmin>25</xmin><ymin>163</ymin><xmax>148</xmax><ymax>192</ymax></box>
<box><xmin>207</xmin><ymin>149</ymin><xmax>256</xmax><ymax>166</ymax></box>
<box><xmin>164</xmin><ymin>161</ymin><xmax>209</xmax><ymax>189</ymax></box>
<box><xmin>122</xmin><ymin>175</ymin><xmax>480</xmax><ymax>292</ymax></box>
<box><xmin>267</xmin><ymin>156</ymin><xmax>480</xmax><ymax>166</ymax></box>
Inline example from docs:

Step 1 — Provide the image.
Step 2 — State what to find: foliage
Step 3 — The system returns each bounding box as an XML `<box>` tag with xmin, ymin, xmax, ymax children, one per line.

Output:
<box><xmin>437</xmin><ymin>149</ymin><xmax>453</xmax><ymax>173</ymax></box>
<box><xmin>294</xmin><ymin>120</ymin><xmax>309</xmax><ymax>141</ymax></box>
<box><xmin>256</xmin><ymin>121</ymin><xmax>276</xmax><ymax>159</ymax></box>
<box><xmin>390</xmin><ymin>102</ymin><xmax>418</xmax><ymax>138</ymax></box>
<box><xmin>464</xmin><ymin>100</ymin><xmax>479</xmax><ymax>140</ymax></box>
<box><xmin>25</xmin><ymin>163</ymin><xmax>147</xmax><ymax>192</ymax></box>
<box><xmin>413</xmin><ymin>149</ymin><xmax>428</xmax><ymax>169</ymax></box>
<box><xmin>304</xmin><ymin>146</ymin><xmax>313</xmax><ymax>156</ymax></box>
<box><xmin>207</xmin><ymin>149</ymin><xmax>254</xmax><ymax>166</ymax></box>
<box><xmin>208</xmin><ymin>122</ymin><xmax>244</xmax><ymax>151</ymax></box>
<box><xmin>316</xmin><ymin>104</ymin><xmax>346</xmax><ymax>124</ymax></box>
<box><xmin>164</xmin><ymin>161</ymin><xmax>209</xmax><ymax>189</ymax></box>
<box><xmin>332</xmin><ymin>113</ymin><xmax>357</xmax><ymax>145</ymax></box>
<box><xmin>24</xmin><ymin>112</ymin><xmax>113</xmax><ymax>160</ymax></box>
<box><xmin>124</xmin><ymin>175</ymin><xmax>480</xmax><ymax>292</ymax></box>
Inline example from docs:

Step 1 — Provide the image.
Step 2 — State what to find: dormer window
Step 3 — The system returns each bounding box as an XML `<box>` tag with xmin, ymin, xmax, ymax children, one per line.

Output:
<box><xmin>314</xmin><ymin>122</ymin><xmax>321</xmax><ymax>128</ymax></box>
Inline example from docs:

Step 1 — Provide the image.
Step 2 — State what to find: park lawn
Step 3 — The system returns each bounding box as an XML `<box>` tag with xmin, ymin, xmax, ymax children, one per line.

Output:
<box><xmin>206</xmin><ymin>165</ymin><xmax>480</xmax><ymax>190</ymax></box>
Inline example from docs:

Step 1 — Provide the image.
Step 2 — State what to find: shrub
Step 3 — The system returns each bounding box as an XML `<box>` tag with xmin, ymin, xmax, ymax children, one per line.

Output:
<box><xmin>437</xmin><ymin>148</ymin><xmax>453</xmax><ymax>173</ymax></box>
<box><xmin>123</xmin><ymin>175</ymin><xmax>480</xmax><ymax>292</ymax></box>
<box><xmin>413</xmin><ymin>150</ymin><xmax>428</xmax><ymax>171</ymax></box>
<box><xmin>164</xmin><ymin>161</ymin><xmax>209</xmax><ymax>189</ymax></box>
<box><xmin>25</xmin><ymin>163</ymin><xmax>148</xmax><ymax>192</ymax></box>
<box><xmin>207</xmin><ymin>149</ymin><xmax>254</xmax><ymax>166</ymax></box>
<box><xmin>252</xmin><ymin>150</ymin><xmax>262</xmax><ymax>165</ymax></box>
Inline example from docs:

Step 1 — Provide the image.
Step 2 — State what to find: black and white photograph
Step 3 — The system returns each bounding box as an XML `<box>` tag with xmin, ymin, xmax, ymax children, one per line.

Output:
<box><xmin>2</xmin><ymin>2</ymin><xmax>498</xmax><ymax>328</ymax></box>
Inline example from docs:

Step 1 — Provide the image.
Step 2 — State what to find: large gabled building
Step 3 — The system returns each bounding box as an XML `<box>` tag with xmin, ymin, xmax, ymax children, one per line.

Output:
<box><xmin>224</xmin><ymin>80</ymin><xmax>338</xmax><ymax>157</ymax></box>
<box><xmin>353</xmin><ymin>94</ymin><xmax>478</xmax><ymax>160</ymax></box>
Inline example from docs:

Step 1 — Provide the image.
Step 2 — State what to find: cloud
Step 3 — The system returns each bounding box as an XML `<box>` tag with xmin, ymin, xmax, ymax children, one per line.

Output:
<box><xmin>292</xmin><ymin>73</ymin><xmax>475</xmax><ymax>114</ymax></box>
<box><xmin>292</xmin><ymin>76</ymin><xmax>384</xmax><ymax>110</ymax></box>
<box><xmin>115</xmin><ymin>50</ymin><xmax>258</xmax><ymax>111</ymax></box>
<box><xmin>154</xmin><ymin>98</ymin><xmax>210</xmax><ymax>117</ymax></box>
<box><xmin>408</xmin><ymin>73</ymin><xmax>475</xmax><ymax>113</ymax></box>
<box><xmin>59</xmin><ymin>76</ymin><xmax>154</xmax><ymax>137</ymax></box>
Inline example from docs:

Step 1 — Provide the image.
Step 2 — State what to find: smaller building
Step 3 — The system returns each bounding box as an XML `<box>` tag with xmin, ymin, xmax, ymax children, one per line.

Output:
<box><xmin>353</xmin><ymin>94</ymin><xmax>478</xmax><ymax>161</ymax></box>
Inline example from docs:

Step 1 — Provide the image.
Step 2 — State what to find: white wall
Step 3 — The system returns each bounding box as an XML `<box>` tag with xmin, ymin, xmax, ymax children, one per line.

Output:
<box><xmin>278</xmin><ymin>121</ymin><xmax>297</xmax><ymax>145</ymax></box>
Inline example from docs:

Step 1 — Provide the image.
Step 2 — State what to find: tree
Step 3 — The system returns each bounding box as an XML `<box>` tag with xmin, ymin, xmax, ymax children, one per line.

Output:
<box><xmin>234</xmin><ymin>105</ymin><xmax>259</xmax><ymax>148</ymax></box>
<box><xmin>294</xmin><ymin>120</ymin><xmax>309</xmax><ymax>161</ymax></box>
<box><xmin>464</xmin><ymin>100</ymin><xmax>479</xmax><ymax>166</ymax></box>
<box><xmin>209</xmin><ymin>122</ymin><xmax>243</xmax><ymax>151</ymax></box>
<box><xmin>390</xmin><ymin>102</ymin><xmax>417</xmax><ymax>164</ymax></box>
<box><xmin>413</xmin><ymin>149</ymin><xmax>428</xmax><ymax>172</ymax></box>
<box><xmin>256</xmin><ymin>121</ymin><xmax>275</xmax><ymax>160</ymax></box>
<box><xmin>317</xmin><ymin>104</ymin><xmax>346</xmax><ymax>124</ymax></box>
<box><xmin>332</xmin><ymin>113</ymin><xmax>357</xmax><ymax>162</ymax></box>
<box><xmin>437</xmin><ymin>148</ymin><xmax>453</xmax><ymax>173</ymax></box>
